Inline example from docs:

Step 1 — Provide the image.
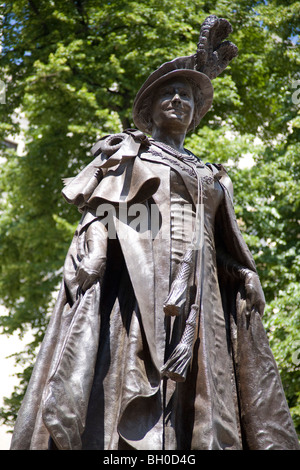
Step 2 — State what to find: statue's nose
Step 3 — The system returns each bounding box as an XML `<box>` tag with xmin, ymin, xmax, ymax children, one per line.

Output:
<box><xmin>171</xmin><ymin>93</ymin><xmax>181</xmax><ymax>103</ymax></box>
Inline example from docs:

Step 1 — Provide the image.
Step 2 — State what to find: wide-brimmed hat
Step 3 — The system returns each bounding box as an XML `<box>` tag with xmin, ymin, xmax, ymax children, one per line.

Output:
<box><xmin>132</xmin><ymin>15</ymin><xmax>238</xmax><ymax>135</ymax></box>
<box><xmin>132</xmin><ymin>55</ymin><xmax>214</xmax><ymax>134</ymax></box>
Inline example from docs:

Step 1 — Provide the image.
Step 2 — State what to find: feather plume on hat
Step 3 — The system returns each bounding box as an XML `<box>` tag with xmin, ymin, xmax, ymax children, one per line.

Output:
<box><xmin>194</xmin><ymin>15</ymin><xmax>238</xmax><ymax>78</ymax></box>
<box><xmin>133</xmin><ymin>15</ymin><xmax>238</xmax><ymax>133</ymax></box>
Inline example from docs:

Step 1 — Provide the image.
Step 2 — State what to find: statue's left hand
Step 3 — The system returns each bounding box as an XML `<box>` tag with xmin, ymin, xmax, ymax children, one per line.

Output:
<box><xmin>244</xmin><ymin>271</ymin><xmax>265</xmax><ymax>318</ymax></box>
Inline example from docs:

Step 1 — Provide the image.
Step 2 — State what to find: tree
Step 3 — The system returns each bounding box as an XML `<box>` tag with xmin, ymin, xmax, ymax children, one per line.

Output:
<box><xmin>0</xmin><ymin>0</ymin><xmax>299</xmax><ymax>437</ymax></box>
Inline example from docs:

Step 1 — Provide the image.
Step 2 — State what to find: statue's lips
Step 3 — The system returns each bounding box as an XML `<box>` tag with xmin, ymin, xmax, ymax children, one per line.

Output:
<box><xmin>165</xmin><ymin>106</ymin><xmax>185</xmax><ymax>116</ymax></box>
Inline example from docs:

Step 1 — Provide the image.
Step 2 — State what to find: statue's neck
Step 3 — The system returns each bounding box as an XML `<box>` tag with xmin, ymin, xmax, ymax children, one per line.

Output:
<box><xmin>151</xmin><ymin>128</ymin><xmax>187</xmax><ymax>154</ymax></box>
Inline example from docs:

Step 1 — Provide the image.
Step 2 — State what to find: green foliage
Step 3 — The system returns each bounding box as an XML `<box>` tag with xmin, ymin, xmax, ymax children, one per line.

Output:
<box><xmin>0</xmin><ymin>0</ymin><xmax>299</xmax><ymax>438</ymax></box>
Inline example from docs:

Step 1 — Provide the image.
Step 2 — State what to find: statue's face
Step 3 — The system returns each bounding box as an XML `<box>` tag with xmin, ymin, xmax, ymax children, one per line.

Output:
<box><xmin>151</xmin><ymin>78</ymin><xmax>195</xmax><ymax>132</ymax></box>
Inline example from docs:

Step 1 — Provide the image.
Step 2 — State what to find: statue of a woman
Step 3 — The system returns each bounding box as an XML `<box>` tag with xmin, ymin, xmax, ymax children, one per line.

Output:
<box><xmin>10</xmin><ymin>16</ymin><xmax>299</xmax><ymax>450</ymax></box>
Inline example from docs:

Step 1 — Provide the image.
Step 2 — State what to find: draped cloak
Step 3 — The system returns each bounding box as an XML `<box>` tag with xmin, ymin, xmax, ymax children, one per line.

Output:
<box><xmin>10</xmin><ymin>133</ymin><xmax>299</xmax><ymax>450</ymax></box>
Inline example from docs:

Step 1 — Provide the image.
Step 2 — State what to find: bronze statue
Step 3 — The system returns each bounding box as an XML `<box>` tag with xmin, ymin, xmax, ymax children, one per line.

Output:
<box><xmin>10</xmin><ymin>16</ymin><xmax>299</xmax><ymax>450</ymax></box>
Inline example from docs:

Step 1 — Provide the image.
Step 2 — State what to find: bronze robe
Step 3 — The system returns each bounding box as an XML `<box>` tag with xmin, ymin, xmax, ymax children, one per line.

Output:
<box><xmin>10</xmin><ymin>134</ymin><xmax>299</xmax><ymax>450</ymax></box>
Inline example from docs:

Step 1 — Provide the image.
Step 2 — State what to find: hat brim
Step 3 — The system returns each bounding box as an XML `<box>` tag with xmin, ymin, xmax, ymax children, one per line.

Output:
<box><xmin>132</xmin><ymin>66</ymin><xmax>214</xmax><ymax>134</ymax></box>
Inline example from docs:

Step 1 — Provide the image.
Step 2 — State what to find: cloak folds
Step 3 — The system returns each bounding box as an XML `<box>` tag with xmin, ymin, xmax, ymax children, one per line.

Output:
<box><xmin>10</xmin><ymin>134</ymin><xmax>299</xmax><ymax>450</ymax></box>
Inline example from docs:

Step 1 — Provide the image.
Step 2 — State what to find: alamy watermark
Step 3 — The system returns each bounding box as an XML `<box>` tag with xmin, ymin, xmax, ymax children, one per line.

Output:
<box><xmin>292</xmin><ymin>341</ymin><xmax>300</xmax><ymax>366</ymax></box>
<box><xmin>94</xmin><ymin>202</ymin><xmax>203</xmax><ymax>249</ymax></box>
<box><xmin>0</xmin><ymin>80</ymin><xmax>6</xmax><ymax>104</ymax></box>
<box><xmin>292</xmin><ymin>79</ymin><xmax>300</xmax><ymax>106</ymax></box>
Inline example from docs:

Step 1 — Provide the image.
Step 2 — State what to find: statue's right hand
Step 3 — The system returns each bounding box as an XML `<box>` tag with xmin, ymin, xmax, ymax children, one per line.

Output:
<box><xmin>75</xmin><ymin>259</ymin><xmax>100</xmax><ymax>292</ymax></box>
